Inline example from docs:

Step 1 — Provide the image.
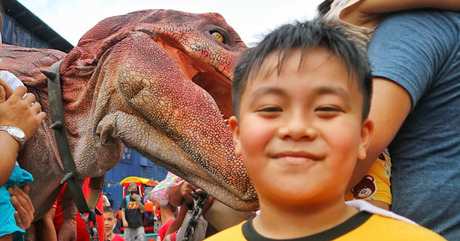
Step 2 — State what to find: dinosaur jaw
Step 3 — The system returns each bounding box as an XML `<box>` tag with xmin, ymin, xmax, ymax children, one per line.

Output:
<box><xmin>159</xmin><ymin>40</ymin><xmax>235</xmax><ymax>124</ymax></box>
<box><xmin>192</xmin><ymin>71</ymin><xmax>234</xmax><ymax>123</ymax></box>
<box><xmin>96</xmin><ymin>111</ymin><xmax>258</xmax><ymax>211</ymax></box>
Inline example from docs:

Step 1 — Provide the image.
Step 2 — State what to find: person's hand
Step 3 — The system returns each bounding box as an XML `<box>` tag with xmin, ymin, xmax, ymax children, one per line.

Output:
<box><xmin>9</xmin><ymin>185</ymin><xmax>35</xmax><ymax>230</ymax></box>
<box><xmin>122</xmin><ymin>220</ymin><xmax>129</xmax><ymax>228</ymax></box>
<box><xmin>180</xmin><ymin>182</ymin><xmax>196</xmax><ymax>203</ymax></box>
<box><xmin>0</xmin><ymin>86</ymin><xmax>46</xmax><ymax>140</ymax></box>
<box><xmin>131</xmin><ymin>192</ymin><xmax>140</xmax><ymax>202</ymax></box>
<box><xmin>180</xmin><ymin>182</ymin><xmax>202</xmax><ymax>203</ymax></box>
<box><xmin>0</xmin><ymin>77</ymin><xmax>15</xmax><ymax>99</ymax></box>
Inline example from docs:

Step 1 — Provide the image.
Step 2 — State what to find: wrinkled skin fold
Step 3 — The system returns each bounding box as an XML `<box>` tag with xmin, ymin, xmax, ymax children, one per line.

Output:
<box><xmin>0</xmin><ymin>9</ymin><xmax>257</xmax><ymax>240</ymax></box>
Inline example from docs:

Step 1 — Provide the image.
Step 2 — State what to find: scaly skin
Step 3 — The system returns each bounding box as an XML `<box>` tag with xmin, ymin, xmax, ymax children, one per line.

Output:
<box><xmin>0</xmin><ymin>9</ymin><xmax>257</xmax><ymax>240</ymax></box>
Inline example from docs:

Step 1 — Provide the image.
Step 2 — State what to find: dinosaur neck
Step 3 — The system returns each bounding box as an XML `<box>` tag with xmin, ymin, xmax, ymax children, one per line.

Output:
<box><xmin>61</xmin><ymin>46</ymin><xmax>123</xmax><ymax>177</ymax></box>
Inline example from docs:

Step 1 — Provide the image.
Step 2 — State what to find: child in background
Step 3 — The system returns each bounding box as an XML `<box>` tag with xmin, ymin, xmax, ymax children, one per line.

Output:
<box><xmin>149</xmin><ymin>172</ymin><xmax>185</xmax><ymax>241</ymax></box>
<box><xmin>205</xmin><ymin>19</ymin><xmax>445</xmax><ymax>240</ymax></box>
<box><xmin>104</xmin><ymin>207</ymin><xmax>125</xmax><ymax>241</ymax></box>
<box><xmin>317</xmin><ymin>0</ymin><xmax>460</xmax><ymax>210</ymax></box>
<box><xmin>155</xmin><ymin>204</ymin><xmax>179</xmax><ymax>241</ymax></box>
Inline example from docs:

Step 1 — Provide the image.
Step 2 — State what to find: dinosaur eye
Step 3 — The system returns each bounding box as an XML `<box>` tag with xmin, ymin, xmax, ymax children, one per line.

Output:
<box><xmin>211</xmin><ymin>31</ymin><xmax>225</xmax><ymax>43</ymax></box>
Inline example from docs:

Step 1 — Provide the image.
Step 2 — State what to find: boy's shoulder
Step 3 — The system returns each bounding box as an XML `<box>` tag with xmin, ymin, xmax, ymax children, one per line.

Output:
<box><xmin>361</xmin><ymin>214</ymin><xmax>446</xmax><ymax>241</ymax></box>
<box><xmin>112</xmin><ymin>234</ymin><xmax>125</xmax><ymax>241</ymax></box>
<box><xmin>204</xmin><ymin>212</ymin><xmax>446</xmax><ymax>241</ymax></box>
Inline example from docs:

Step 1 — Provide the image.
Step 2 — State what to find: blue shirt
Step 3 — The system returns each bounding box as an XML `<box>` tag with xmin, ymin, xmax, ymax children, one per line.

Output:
<box><xmin>368</xmin><ymin>10</ymin><xmax>460</xmax><ymax>240</ymax></box>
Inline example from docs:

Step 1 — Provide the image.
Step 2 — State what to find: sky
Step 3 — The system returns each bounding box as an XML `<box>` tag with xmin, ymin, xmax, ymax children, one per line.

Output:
<box><xmin>17</xmin><ymin>0</ymin><xmax>323</xmax><ymax>47</ymax></box>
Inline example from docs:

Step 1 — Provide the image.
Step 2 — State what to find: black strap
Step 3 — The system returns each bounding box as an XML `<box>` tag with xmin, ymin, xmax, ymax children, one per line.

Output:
<box><xmin>42</xmin><ymin>60</ymin><xmax>92</xmax><ymax>214</ymax></box>
<box><xmin>43</xmin><ymin>61</ymin><xmax>104</xmax><ymax>241</ymax></box>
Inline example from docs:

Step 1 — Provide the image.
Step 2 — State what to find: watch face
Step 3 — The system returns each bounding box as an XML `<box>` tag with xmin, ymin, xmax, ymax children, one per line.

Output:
<box><xmin>9</xmin><ymin>127</ymin><xmax>26</xmax><ymax>139</ymax></box>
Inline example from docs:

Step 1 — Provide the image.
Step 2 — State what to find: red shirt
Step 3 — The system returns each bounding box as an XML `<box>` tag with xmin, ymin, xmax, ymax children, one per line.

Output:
<box><xmin>157</xmin><ymin>219</ymin><xmax>175</xmax><ymax>241</ymax></box>
<box><xmin>109</xmin><ymin>234</ymin><xmax>125</xmax><ymax>241</ymax></box>
<box><xmin>53</xmin><ymin>179</ymin><xmax>105</xmax><ymax>241</ymax></box>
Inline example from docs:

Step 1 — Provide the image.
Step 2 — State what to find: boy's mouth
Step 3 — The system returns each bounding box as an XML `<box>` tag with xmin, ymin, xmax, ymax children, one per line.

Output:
<box><xmin>272</xmin><ymin>151</ymin><xmax>324</xmax><ymax>164</ymax></box>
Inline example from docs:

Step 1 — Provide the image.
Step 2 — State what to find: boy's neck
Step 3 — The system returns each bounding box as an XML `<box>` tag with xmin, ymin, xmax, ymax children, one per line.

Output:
<box><xmin>107</xmin><ymin>232</ymin><xmax>115</xmax><ymax>239</ymax></box>
<box><xmin>161</xmin><ymin>209</ymin><xmax>177</xmax><ymax>225</ymax></box>
<box><xmin>254</xmin><ymin>198</ymin><xmax>358</xmax><ymax>239</ymax></box>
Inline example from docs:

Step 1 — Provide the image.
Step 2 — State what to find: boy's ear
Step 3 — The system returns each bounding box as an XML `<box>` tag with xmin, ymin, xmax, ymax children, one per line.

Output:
<box><xmin>228</xmin><ymin>116</ymin><xmax>242</xmax><ymax>156</ymax></box>
<box><xmin>358</xmin><ymin>119</ymin><xmax>374</xmax><ymax>160</ymax></box>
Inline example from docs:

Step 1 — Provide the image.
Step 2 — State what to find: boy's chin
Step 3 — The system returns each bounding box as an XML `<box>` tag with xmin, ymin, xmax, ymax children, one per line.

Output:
<box><xmin>262</xmin><ymin>184</ymin><xmax>345</xmax><ymax>205</ymax></box>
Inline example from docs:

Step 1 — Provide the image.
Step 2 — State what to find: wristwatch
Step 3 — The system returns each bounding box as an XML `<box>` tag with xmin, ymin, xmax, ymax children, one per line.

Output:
<box><xmin>0</xmin><ymin>126</ymin><xmax>26</xmax><ymax>150</ymax></box>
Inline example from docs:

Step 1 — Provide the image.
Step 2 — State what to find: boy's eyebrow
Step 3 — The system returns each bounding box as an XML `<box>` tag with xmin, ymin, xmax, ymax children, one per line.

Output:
<box><xmin>250</xmin><ymin>86</ymin><xmax>351</xmax><ymax>100</ymax></box>
<box><xmin>249</xmin><ymin>87</ymin><xmax>287</xmax><ymax>100</ymax></box>
<box><xmin>314</xmin><ymin>86</ymin><xmax>351</xmax><ymax>100</ymax></box>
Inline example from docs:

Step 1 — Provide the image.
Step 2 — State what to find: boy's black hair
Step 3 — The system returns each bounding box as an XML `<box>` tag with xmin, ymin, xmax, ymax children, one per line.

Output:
<box><xmin>317</xmin><ymin>0</ymin><xmax>334</xmax><ymax>17</ymax></box>
<box><xmin>104</xmin><ymin>206</ymin><xmax>117</xmax><ymax>216</ymax></box>
<box><xmin>232</xmin><ymin>18</ymin><xmax>372</xmax><ymax>121</ymax></box>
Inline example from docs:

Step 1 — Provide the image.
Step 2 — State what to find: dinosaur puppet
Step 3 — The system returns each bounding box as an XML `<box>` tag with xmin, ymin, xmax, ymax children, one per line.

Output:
<box><xmin>0</xmin><ymin>9</ymin><xmax>257</xmax><ymax>239</ymax></box>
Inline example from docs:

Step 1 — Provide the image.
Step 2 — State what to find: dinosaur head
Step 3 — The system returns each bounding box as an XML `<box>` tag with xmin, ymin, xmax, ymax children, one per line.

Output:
<box><xmin>135</xmin><ymin>9</ymin><xmax>245</xmax><ymax>122</ymax></box>
<box><xmin>65</xmin><ymin>9</ymin><xmax>257</xmax><ymax>211</ymax></box>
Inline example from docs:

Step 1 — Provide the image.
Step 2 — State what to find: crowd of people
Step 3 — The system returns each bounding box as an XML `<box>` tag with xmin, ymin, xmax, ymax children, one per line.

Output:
<box><xmin>1</xmin><ymin>0</ymin><xmax>460</xmax><ymax>240</ymax></box>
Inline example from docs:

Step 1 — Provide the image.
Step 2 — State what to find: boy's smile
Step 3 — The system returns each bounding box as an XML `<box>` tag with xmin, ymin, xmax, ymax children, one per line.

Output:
<box><xmin>229</xmin><ymin>47</ymin><xmax>372</xmax><ymax>207</ymax></box>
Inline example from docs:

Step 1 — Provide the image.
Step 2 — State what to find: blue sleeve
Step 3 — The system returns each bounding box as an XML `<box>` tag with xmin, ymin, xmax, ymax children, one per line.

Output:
<box><xmin>368</xmin><ymin>10</ymin><xmax>457</xmax><ymax>109</ymax></box>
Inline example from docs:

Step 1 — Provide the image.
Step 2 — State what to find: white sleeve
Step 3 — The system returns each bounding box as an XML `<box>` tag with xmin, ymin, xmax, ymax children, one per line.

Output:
<box><xmin>0</xmin><ymin>70</ymin><xmax>24</xmax><ymax>90</ymax></box>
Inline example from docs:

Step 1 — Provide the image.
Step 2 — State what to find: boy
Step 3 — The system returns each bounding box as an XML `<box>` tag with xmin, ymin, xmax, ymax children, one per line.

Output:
<box><xmin>104</xmin><ymin>207</ymin><xmax>125</xmax><ymax>241</ymax></box>
<box><xmin>205</xmin><ymin>19</ymin><xmax>445</xmax><ymax>240</ymax></box>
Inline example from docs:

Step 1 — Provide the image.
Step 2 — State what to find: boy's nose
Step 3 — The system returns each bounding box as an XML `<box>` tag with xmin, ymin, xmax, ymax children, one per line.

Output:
<box><xmin>278</xmin><ymin>114</ymin><xmax>317</xmax><ymax>140</ymax></box>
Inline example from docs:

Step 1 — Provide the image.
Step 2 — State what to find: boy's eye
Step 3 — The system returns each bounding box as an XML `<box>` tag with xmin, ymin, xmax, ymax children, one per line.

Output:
<box><xmin>316</xmin><ymin>106</ymin><xmax>341</xmax><ymax>112</ymax></box>
<box><xmin>258</xmin><ymin>106</ymin><xmax>282</xmax><ymax>113</ymax></box>
<box><xmin>315</xmin><ymin>106</ymin><xmax>343</xmax><ymax>117</ymax></box>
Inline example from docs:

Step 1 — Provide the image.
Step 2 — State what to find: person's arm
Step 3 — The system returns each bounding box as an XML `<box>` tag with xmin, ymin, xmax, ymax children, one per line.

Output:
<box><xmin>357</xmin><ymin>0</ymin><xmax>460</xmax><ymax>14</ymax></box>
<box><xmin>165</xmin><ymin>201</ymin><xmax>188</xmax><ymax>237</ymax></box>
<box><xmin>121</xmin><ymin>209</ymin><xmax>128</xmax><ymax>227</ymax></box>
<box><xmin>35</xmin><ymin>206</ymin><xmax>58</xmax><ymax>241</ymax></box>
<box><xmin>338</xmin><ymin>0</ymin><xmax>460</xmax><ymax>29</ymax></box>
<box><xmin>0</xmin><ymin>130</ymin><xmax>19</xmax><ymax>186</ymax></box>
<box><xmin>348</xmin><ymin>78</ymin><xmax>411</xmax><ymax>188</ymax></box>
<box><xmin>349</xmin><ymin>11</ymin><xmax>450</xmax><ymax>189</ymax></box>
<box><xmin>120</xmin><ymin>199</ymin><xmax>128</xmax><ymax>227</ymax></box>
<box><xmin>0</xmin><ymin>85</ymin><xmax>46</xmax><ymax>186</ymax></box>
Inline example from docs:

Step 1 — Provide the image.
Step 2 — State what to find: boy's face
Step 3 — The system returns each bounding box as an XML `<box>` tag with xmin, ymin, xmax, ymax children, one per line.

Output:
<box><xmin>229</xmin><ymin>47</ymin><xmax>372</xmax><ymax>207</ymax></box>
<box><xmin>104</xmin><ymin>211</ymin><xmax>116</xmax><ymax>234</ymax></box>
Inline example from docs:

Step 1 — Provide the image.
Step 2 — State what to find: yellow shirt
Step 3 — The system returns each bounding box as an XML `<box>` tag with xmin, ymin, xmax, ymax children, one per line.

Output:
<box><xmin>205</xmin><ymin>212</ymin><xmax>446</xmax><ymax>241</ymax></box>
<box><xmin>345</xmin><ymin>149</ymin><xmax>392</xmax><ymax>205</ymax></box>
